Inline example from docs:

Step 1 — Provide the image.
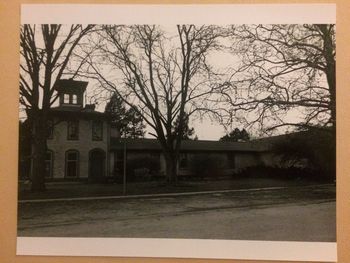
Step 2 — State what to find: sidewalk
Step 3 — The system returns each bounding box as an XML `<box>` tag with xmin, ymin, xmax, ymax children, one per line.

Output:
<box><xmin>18</xmin><ymin>177</ymin><xmax>333</xmax><ymax>202</ymax></box>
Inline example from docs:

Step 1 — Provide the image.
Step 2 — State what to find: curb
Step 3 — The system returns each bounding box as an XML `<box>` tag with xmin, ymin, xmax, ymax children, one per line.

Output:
<box><xmin>18</xmin><ymin>184</ymin><xmax>334</xmax><ymax>204</ymax></box>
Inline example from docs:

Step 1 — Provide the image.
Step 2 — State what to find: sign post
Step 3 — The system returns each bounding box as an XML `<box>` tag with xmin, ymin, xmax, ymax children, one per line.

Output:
<box><xmin>123</xmin><ymin>139</ymin><xmax>127</xmax><ymax>195</ymax></box>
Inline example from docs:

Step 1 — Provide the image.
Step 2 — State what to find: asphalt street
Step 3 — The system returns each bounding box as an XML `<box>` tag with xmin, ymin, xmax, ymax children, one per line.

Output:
<box><xmin>17</xmin><ymin>184</ymin><xmax>336</xmax><ymax>241</ymax></box>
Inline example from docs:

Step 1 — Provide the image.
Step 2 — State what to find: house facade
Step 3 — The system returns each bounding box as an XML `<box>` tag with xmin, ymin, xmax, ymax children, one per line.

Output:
<box><xmin>45</xmin><ymin>79</ymin><xmax>110</xmax><ymax>182</ymax></box>
<box><xmin>110</xmin><ymin>138</ymin><xmax>271</xmax><ymax>178</ymax></box>
<box><xmin>30</xmin><ymin>79</ymin><xmax>295</xmax><ymax>182</ymax></box>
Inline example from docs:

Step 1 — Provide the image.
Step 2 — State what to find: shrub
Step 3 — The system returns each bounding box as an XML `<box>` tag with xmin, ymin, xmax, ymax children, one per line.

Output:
<box><xmin>188</xmin><ymin>154</ymin><xmax>226</xmax><ymax>178</ymax></box>
<box><xmin>126</xmin><ymin>156</ymin><xmax>161</xmax><ymax>181</ymax></box>
<box><xmin>271</xmin><ymin>130</ymin><xmax>335</xmax><ymax>179</ymax></box>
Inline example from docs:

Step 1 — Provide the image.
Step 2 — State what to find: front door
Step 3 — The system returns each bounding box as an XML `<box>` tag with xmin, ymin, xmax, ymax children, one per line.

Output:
<box><xmin>89</xmin><ymin>149</ymin><xmax>105</xmax><ymax>182</ymax></box>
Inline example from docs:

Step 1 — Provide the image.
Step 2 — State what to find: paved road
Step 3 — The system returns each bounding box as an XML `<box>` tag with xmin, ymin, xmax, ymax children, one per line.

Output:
<box><xmin>17</xmin><ymin>184</ymin><xmax>336</xmax><ymax>241</ymax></box>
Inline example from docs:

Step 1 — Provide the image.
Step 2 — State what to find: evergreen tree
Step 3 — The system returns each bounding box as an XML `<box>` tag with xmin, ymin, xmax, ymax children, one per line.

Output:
<box><xmin>220</xmin><ymin>128</ymin><xmax>250</xmax><ymax>142</ymax></box>
<box><xmin>105</xmin><ymin>93</ymin><xmax>145</xmax><ymax>138</ymax></box>
<box><xmin>172</xmin><ymin>112</ymin><xmax>197</xmax><ymax>140</ymax></box>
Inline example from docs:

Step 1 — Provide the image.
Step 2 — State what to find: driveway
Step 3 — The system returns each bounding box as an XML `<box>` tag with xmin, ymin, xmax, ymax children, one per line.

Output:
<box><xmin>17</xmin><ymin>184</ymin><xmax>336</xmax><ymax>241</ymax></box>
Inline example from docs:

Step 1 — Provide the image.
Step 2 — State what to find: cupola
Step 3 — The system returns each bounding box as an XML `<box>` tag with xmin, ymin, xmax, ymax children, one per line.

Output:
<box><xmin>55</xmin><ymin>79</ymin><xmax>88</xmax><ymax>108</ymax></box>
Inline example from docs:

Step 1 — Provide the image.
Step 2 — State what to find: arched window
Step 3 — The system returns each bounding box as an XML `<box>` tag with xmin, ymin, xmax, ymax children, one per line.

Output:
<box><xmin>65</xmin><ymin>150</ymin><xmax>79</xmax><ymax>178</ymax></box>
<box><xmin>45</xmin><ymin>150</ymin><xmax>54</xmax><ymax>178</ymax></box>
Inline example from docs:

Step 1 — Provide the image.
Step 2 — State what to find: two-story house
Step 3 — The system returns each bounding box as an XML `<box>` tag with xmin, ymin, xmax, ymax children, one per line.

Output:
<box><xmin>45</xmin><ymin>79</ymin><xmax>109</xmax><ymax>182</ymax></box>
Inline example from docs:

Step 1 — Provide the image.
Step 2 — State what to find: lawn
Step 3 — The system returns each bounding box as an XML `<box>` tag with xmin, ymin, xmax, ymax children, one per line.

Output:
<box><xmin>18</xmin><ymin>176</ymin><xmax>333</xmax><ymax>201</ymax></box>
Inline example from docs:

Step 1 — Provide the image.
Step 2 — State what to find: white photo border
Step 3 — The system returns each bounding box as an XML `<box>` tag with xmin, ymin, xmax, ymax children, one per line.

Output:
<box><xmin>17</xmin><ymin>237</ymin><xmax>337</xmax><ymax>262</ymax></box>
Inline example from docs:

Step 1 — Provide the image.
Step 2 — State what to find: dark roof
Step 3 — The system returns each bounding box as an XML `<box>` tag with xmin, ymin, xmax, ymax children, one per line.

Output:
<box><xmin>54</xmin><ymin>79</ymin><xmax>88</xmax><ymax>93</ymax></box>
<box><xmin>250</xmin><ymin>130</ymin><xmax>311</xmax><ymax>148</ymax></box>
<box><xmin>48</xmin><ymin>106</ymin><xmax>107</xmax><ymax>119</ymax></box>
<box><xmin>251</xmin><ymin>128</ymin><xmax>334</xmax><ymax>149</ymax></box>
<box><xmin>250</xmin><ymin>134</ymin><xmax>292</xmax><ymax>148</ymax></box>
<box><xmin>112</xmin><ymin>129</ymin><xmax>332</xmax><ymax>153</ymax></box>
<box><xmin>111</xmin><ymin>131</ymin><xmax>317</xmax><ymax>152</ymax></box>
<box><xmin>110</xmin><ymin>138</ymin><xmax>265</xmax><ymax>152</ymax></box>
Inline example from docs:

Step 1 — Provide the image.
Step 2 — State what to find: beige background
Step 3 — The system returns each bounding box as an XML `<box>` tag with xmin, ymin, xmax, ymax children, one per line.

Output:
<box><xmin>0</xmin><ymin>1</ymin><xmax>349</xmax><ymax>263</ymax></box>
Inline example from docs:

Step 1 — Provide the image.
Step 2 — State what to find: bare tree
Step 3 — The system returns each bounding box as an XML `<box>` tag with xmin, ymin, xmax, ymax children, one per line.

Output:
<box><xmin>221</xmin><ymin>24</ymin><xmax>335</xmax><ymax>135</ymax></box>
<box><xmin>20</xmin><ymin>24</ymin><xmax>94</xmax><ymax>191</ymax></box>
<box><xmin>81</xmin><ymin>25</ymin><xmax>223</xmax><ymax>183</ymax></box>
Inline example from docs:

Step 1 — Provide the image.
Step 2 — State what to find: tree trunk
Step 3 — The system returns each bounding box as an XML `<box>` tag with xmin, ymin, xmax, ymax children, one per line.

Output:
<box><xmin>164</xmin><ymin>153</ymin><xmax>178</xmax><ymax>185</ymax></box>
<box><xmin>320</xmin><ymin>24</ymin><xmax>336</xmax><ymax>129</ymax></box>
<box><xmin>30</xmin><ymin>113</ymin><xmax>47</xmax><ymax>192</ymax></box>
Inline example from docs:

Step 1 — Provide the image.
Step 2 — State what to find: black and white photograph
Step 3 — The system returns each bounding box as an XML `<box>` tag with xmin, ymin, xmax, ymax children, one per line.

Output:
<box><xmin>16</xmin><ymin>4</ymin><xmax>336</xmax><ymax>261</ymax></box>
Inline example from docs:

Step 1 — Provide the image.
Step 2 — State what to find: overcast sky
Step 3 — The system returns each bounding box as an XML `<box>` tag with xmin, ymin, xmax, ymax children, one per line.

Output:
<box><xmin>19</xmin><ymin>24</ymin><xmax>324</xmax><ymax>141</ymax></box>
